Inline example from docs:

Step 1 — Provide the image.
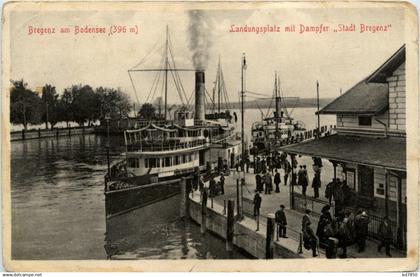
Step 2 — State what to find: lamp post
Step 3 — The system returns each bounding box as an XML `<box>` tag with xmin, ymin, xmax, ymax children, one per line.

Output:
<box><xmin>105</xmin><ymin>115</ymin><xmax>111</xmax><ymax>175</ymax></box>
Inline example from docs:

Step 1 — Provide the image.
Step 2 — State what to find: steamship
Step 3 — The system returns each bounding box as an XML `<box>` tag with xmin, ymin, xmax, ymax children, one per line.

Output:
<box><xmin>105</xmin><ymin>28</ymin><xmax>241</xmax><ymax>218</ymax></box>
<box><xmin>251</xmin><ymin>72</ymin><xmax>305</xmax><ymax>152</ymax></box>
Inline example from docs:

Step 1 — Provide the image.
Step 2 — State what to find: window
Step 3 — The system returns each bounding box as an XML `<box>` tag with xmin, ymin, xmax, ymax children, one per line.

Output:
<box><xmin>165</xmin><ymin>157</ymin><xmax>172</xmax><ymax>167</ymax></box>
<box><xmin>376</xmin><ymin>183</ymin><xmax>385</xmax><ymax>195</ymax></box>
<box><xmin>145</xmin><ymin>158</ymin><xmax>149</xmax><ymax>168</ymax></box>
<box><xmin>149</xmin><ymin>158</ymin><xmax>156</xmax><ymax>168</ymax></box>
<box><xmin>128</xmin><ymin>158</ymin><xmax>139</xmax><ymax>168</ymax></box>
<box><xmin>182</xmin><ymin>154</ymin><xmax>186</xmax><ymax>163</ymax></box>
<box><xmin>358</xmin><ymin>116</ymin><xmax>372</xmax><ymax>126</ymax></box>
<box><xmin>175</xmin><ymin>156</ymin><xmax>180</xmax><ymax>165</ymax></box>
<box><xmin>156</xmin><ymin>158</ymin><xmax>160</xmax><ymax>168</ymax></box>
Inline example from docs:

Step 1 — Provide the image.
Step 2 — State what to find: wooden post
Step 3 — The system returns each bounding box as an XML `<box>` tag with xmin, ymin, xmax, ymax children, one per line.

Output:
<box><xmin>56</xmin><ymin>128</ymin><xmax>59</xmax><ymax>139</ymax></box>
<box><xmin>240</xmin><ymin>179</ymin><xmax>244</xmax><ymax>217</ymax></box>
<box><xmin>201</xmin><ymin>189</ymin><xmax>208</xmax><ymax>234</ymax></box>
<box><xmin>385</xmin><ymin>169</ymin><xmax>389</xmax><ymax>218</ymax></box>
<box><xmin>180</xmin><ymin>178</ymin><xmax>189</xmax><ymax>219</ymax></box>
<box><xmin>38</xmin><ymin>128</ymin><xmax>41</xmax><ymax>138</ymax></box>
<box><xmin>21</xmin><ymin>129</ymin><xmax>25</xmax><ymax>140</ymax></box>
<box><xmin>226</xmin><ymin>200</ymin><xmax>235</xmax><ymax>253</ymax></box>
<box><xmin>397</xmin><ymin>174</ymin><xmax>403</xmax><ymax>248</ymax></box>
<box><xmin>236</xmin><ymin>179</ymin><xmax>241</xmax><ymax>218</ymax></box>
<box><xmin>266</xmin><ymin>213</ymin><xmax>276</xmax><ymax>259</ymax></box>
<box><xmin>289</xmin><ymin>154</ymin><xmax>296</xmax><ymax>209</ymax></box>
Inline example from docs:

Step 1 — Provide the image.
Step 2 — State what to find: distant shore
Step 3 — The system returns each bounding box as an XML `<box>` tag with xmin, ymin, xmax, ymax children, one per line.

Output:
<box><xmin>209</xmin><ymin>97</ymin><xmax>334</xmax><ymax>110</ymax></box>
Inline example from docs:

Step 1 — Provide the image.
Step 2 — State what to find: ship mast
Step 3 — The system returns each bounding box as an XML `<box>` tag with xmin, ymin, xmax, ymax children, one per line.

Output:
<box><xmin>218</xmin><ymin>56</ymin><xmax>221</xmax><ymax>113</ymax></box>
<box><xmin>275</xmin><ymin>71</ymin><xmax>279</xmax><ymax>140</ymax></box>
<box><xmin>164</xmin><ymin>25</ymin><xmax>169</xmax><ymax>120</ymax></box>
<box><xmin>128</xmin><ymin>26</ymin><xmax>195</xmax><ymax>119</ymax></box>
<box><xmin>241</xmin><ymin>53</ymin><xmax>246</xmax><ymax>167</ymax></box>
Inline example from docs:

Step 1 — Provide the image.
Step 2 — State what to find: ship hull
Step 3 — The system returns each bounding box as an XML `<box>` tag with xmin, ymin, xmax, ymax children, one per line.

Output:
<box><xmin>105</xmin><ymin>177</ymin><xmax>182</xmax><ymax>219</ymax></box>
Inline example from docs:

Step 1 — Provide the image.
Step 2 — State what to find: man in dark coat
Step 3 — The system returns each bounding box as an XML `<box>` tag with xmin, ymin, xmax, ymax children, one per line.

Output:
<box><xmin>264</xmin><ymin>172</ymin><xmax>272</xmax><ymax>194</ymax></box>
<box><xmin>325</xmin><ymin>178</ymin><xmax>336</xmax><ymax>205</ymax></box>
<box><xmin>355</xmin><ymin>211</ymin><xmax>370</xmax><ymax>252</ymax></box>
<box><xmin>312</xmin><ymin>172</ymin><xmax>321</xmax><ymax>198</ymax></box>
<box><xmin>255</xmin><ymin>174</ymin><xmax>263</xmax><ymax>193</ymax></box>
<box><xmin>209</xmin><ymin>178</ymin><xmax>216</xmax><ymax>198</ymax></box>
<box><xmin>316</xmin><ymin>205</ymin><xmax>333</xmax><ymax>246</ymax></box>
<box><xmin>303</xmin><ymin>220</ymin><xmax>318</xmax><ymax>257</ymax></box>
<box><xmin>275</xmin><ymin>204</ymin><xmax>288</xmax><ymax>239</ymax></box>
<box><xmin>220</xmin><ymin>173</ymin><xmax>225</xmax><ymax>195</ymax></box>
<box><xmin>274</xmin><ymin>169</ymin><xmax>281</xmax><ymax>193</ymax></box>
<box><xmin>253</xmin><ymin>192</ymin><xmax>262</xmax><ymax>217</ymax></box>
<box><xmin>378</xmin><ymin>216</ymin><xmax>393</xmax><ymax>257</ymax></box>
<box><xmin>283</xmin><ymin>160</ymin><xmax>291</xmax><ymax>186</ymax></box>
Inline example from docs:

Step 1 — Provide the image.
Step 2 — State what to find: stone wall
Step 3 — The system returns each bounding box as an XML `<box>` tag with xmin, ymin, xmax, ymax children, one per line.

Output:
<box><xmin>188</xmin><ymin>198</ymin><xmax>302</xmax><ymax>259</ymax></box>
<box><xmin>387</xmin><ymin>62</ymin><xmax>406</xmax><ymax>132</ymax></box>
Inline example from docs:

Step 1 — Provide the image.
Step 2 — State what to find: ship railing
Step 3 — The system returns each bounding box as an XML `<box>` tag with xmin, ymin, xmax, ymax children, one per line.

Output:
<box><xmin>126</xmin><ymin>138</ymin><xmax>208</xmax><ymax>152</ymax></box>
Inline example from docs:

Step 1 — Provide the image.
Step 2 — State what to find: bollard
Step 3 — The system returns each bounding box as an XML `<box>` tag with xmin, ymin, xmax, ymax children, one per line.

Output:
<box><xmin>56</xmin><ymin>129</ymin><xmax>59</xmax><ymax>139</ymax></box>
<box><xmin>38</xmin><ymin>128</ymin><xmax>41</xmax><ymax>138</ymax></box>
<box><xmin>226</xmin><ymin>200</ymin><xmax>235</xmax><ymax>253</ymax></box>
<box><xmin>21</xmin><ymin>129</ymin><xmax>25</xmax><ymax>140</ymax></box>
<box><xmin>68</xmin><ymin>127</ymin><xmax>71</xmax><ymax>136</ymax></box>
<box><xmin>265</xmin><ymin>213</ymin><xmax>276</xmax><ymax>259</ymax></box>
<box><xmin>326</xmin><ymin>237</ymin><xmax>339</xmax><ymax>258</ymax></box>
<box><xmin>201</xmin><ymin>189</ymin><xmax>208</xmax><ymax>234</ymax></box>
<box><xmin>223</xmin><ymin>200</ymin><xmax>226</xmax><ymax>215</ymax></box>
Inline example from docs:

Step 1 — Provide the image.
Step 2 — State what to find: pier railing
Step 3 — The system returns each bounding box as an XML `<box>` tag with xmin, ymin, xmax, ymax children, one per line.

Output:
<box><xmin>11</xmin><ymin>126</ymin><xmax>94</xmax><ymax>141</ymax></box>
<box><xmin>292</xmin><ymin>191</ymin><xmax>404</xmax><ymax>249</ymax></box>
<box><xmin>242</xmin><ymin>197</ymin><xmax>304</xmax><ymax>253</ymax></box>
<box><xmin>127</xmin><ymin>139</ymin><xmax>208</xmax><ymax>152</ymax></box>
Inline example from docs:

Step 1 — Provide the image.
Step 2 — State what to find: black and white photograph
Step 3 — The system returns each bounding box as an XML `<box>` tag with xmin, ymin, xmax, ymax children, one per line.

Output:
<box><xmin>2</xmin><ymin>1</ymin><xmax>418</xmax><ymax>272</ymax></box>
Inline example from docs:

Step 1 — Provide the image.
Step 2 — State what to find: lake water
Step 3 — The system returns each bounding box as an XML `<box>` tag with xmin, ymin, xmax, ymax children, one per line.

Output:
<box><xmin>10</xmin><ymin>108</ymin><xmax>335</xmax><ymax>259</ymax></box>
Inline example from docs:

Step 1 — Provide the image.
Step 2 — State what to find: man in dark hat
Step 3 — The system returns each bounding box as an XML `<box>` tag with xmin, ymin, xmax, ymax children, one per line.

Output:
<box><xmin>303</xmin><ymin>219</ymin><xmax>318</xmax><ymax>257</ymax></box>
<box><xmin>378</xmin><ymin>216</ymin><xmax>393</xmax><ymax>257</ymax></box>
<box><xmin>316</xmin><ymin>205</ymin><xmax>333</xmax><ymax>246</ymax></box>
<box><xmin>274</xmin><ymin>169</ymin><xmax>281</xmax><ymax>193</ymax></box>
<box><xmin>302</xmin><ymin>209</ymin><xmax>312</xmax><ymax>232</ymax></box>
<box><xmin>355</xmin><ymin>210</ymin><xmax>370</xmax><ymax>253</ymax></box>
<box><xmin>253</xmin><ymin>191</ymin><xmax>262</xmax><ymax>217</ymax></box>
<box><xmin>219</xmin><ymin>173</ymin><xmax>225</xmax><ymax>195</ymax></box>
<box><xmin>275</xmin><ymin>204</ymin><xmax>288</xmax><ymax>240</ymax></box>
<box><xmin>253</xmin><ymin>191</ymin><xmax>262</xmax><ymax>231</ymax></box>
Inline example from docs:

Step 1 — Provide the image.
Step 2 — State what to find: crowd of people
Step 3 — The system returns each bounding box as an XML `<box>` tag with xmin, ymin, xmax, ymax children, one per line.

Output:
<box><xmin>207</xmin><ymin>153</ymin><xmax>396</xmax><ymax>258</ymax></box>
<box><xmin>302</xmin><ymin>205</ymin><xmax>394</xmax><ymax>258</ymax></box>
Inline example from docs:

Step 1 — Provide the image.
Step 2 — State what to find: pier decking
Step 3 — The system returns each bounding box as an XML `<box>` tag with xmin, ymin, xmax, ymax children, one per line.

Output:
<box><xmin>189</xmin><ymin>169</ymin><xmax>405</xmax><ymax>259</ymax></box>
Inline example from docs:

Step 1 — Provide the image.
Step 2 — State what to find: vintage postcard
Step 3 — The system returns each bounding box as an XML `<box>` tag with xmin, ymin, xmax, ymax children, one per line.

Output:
<box><xmin>1</xmin><ymin>0</ymin><xmax>419</xmax><ymax>272</ymax></box>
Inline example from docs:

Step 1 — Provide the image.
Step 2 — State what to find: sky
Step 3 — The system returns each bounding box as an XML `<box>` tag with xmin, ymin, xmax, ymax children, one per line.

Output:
<box><xmin>8</xmin><ymin>2</ymin><xmax>407</xmax><ymax>106</ymax></box>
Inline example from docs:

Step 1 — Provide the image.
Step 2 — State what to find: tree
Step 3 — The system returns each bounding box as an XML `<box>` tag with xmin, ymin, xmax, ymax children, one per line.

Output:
<box><xmin>70</xmin><ymin>84</ymin><xmax>97</xmax><ymax>126</ymax></box>
<box><xmin>138</xmin><ymin>103</ymin><xmax>156</xmax><ymax>120</ymax></box>
<box><xmin>96</xmin><ymin>87</ymin><xmax>131</xmax><ymax>119</ymax></box>
<box><xmin>41</xmin><ymin>84</ymin><xmax>58</xmax><ymax>129</ymax></box>
<box><xmin>60</xmin><ymin>88</ymin><xmax>74</xmax><ymax>128</ymax></box>
<box><xmin>10</xmin><ymin>79</ymin><xmax>42</xmax><ymax>130</ymax></box>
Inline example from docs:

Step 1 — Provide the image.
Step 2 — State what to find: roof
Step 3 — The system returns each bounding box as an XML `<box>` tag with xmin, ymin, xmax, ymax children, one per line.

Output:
<box><xmin>318</xmin><ymin>80</ymin><xmax>389</xmax><ymax>115</ymax></box>
<box><xmin>318</xmin><ymin>44</ymin><xmax>405</xmax><ymax>115</ymax></box>
<box><xmin>367</xmin><ymin>44</ymin><xmax>405</xmax><ymax>83</ymax></box>
<box><xmin>280</xmin><ymin>134</ymin><xmax>406</xmax><ymax>171</ymax></box>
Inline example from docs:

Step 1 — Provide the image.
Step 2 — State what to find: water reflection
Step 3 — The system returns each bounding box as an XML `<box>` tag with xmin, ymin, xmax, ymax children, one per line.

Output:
<box><xmin>12</xmin><ymin>134</ymin><xmax>248</xmax><ymax>259</ymax></box>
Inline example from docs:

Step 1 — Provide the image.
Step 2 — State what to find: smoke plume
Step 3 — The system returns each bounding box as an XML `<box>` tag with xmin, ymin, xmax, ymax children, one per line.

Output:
<box><xmin>188</xmin><ymin>10</ymin><xmax>213</xmax><ymax>70</ymax></box>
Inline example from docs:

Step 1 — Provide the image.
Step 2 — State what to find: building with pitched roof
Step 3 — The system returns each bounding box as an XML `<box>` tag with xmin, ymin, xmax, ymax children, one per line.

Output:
<box><xmin>280</xmin><ymin>45</ymin><xmax>406</xmax><ymax>250</ymax></box>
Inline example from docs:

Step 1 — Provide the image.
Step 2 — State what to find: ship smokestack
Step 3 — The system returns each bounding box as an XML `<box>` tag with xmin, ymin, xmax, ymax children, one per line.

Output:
<box><xmin>195</xmin><ymin>71</ymin><xmax>205</xmax><ymax>121</ymax></box>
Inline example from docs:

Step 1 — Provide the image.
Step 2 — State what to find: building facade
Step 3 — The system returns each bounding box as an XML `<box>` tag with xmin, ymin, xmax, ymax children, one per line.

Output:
<box><xmin>281</xmin><ymin>45</ymin><xmax>407</xmax><ymax>249</ymax></box>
